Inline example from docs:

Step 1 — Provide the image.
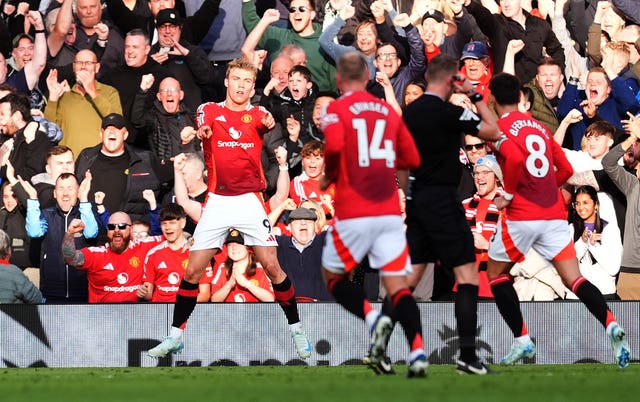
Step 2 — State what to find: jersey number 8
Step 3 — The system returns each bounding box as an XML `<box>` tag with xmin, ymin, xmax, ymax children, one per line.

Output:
<box><xmin>525</xmin><ymin>134</ymin><xmax>550</xmax><ymax>178</ymax></box>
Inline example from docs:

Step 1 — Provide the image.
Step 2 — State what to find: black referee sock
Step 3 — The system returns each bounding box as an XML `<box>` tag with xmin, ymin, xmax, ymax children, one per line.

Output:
<box><xmin>381</xmin><ymin>295</ymin><xmax>398</xmax><ymax>323</ymax></box>
<box><xmin>272</xmin><ymin>277</ymin><xmax>300</xmax><ymax>325</ymax></box>
<box><xmin>490</xmin><ymin>276</ymin><xmax>526</xmax><ymax>337</ymax></box>
<box><xmin>390</xmin><ymin>289</ymin><xmax>424</xmax><ymax>352</ymax></box>
<box><xmin>171</xmin><ymin>280</ymin><xmax>199</xmax><ymax>329</ymax></box>
<box><xmin>573</xmin><ymin>278</ymin><xmax>609</xmax><ymax>328</ymax></box>
<box><xmin>456</xmin><ymin>284</ymin><xmax>479</xmax><ymax>362</ymax></box>
<box><xmin>327</xmin><ymin>278</ymin><xmax>367</xmax><ymax>320</ymax></box>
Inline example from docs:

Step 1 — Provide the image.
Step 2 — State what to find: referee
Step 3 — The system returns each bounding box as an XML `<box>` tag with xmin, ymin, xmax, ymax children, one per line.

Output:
<box><xmin>402</xmin><ymin>54</ymin><xmax>500</xmax><ymax>374</ymax></box>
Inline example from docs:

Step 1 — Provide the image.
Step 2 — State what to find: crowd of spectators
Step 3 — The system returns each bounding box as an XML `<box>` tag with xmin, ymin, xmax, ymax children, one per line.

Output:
<box><xmin>0</xmin><ymin>0</ymin><xmax>639</xmax><ymax>303</ymax></box>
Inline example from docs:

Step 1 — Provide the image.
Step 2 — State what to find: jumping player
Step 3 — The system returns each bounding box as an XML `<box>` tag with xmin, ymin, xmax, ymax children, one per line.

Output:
<box><xmin>486</xmin><ymin>72</ymin><xmax>630</xmax><ymax>368</ymax></box>
<box><xmin>319</xmin><ymin>52</ymin><xmax>427</xmax><ymax>378</ymax></box>
<box><xmin>148</xmin><ymin>58</ymin><xmax>312</xmax><ymax>359</ymax></box>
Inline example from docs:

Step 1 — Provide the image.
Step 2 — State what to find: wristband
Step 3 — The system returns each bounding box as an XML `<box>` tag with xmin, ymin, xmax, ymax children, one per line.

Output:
<box><xmin>568</xmin><ymin>76</ymin><xmax>580</xmax><ymax>85</ymax></box>
<box><xmin>97</xmin><ymin>38</ymin><xmax>108</xmax><ymax>47</ymax></box>
<box><xmin>469</xmin><ymin>92</ymin><xmax>483</xmax><ymax>103</ymax></box>
<box><xmin>279</xmin><ymin>163</ymin><xmax>289</xmax><ymax>171</ymax></box>
<box><xmin>502</xmin><ymin>192</ymin><xmax>514</xmax><ymax>201</ymax></box>
<box><xmin>34</xmin><ymin>29</ymin><xmax>46</xmax><ymax>34</ymax></box>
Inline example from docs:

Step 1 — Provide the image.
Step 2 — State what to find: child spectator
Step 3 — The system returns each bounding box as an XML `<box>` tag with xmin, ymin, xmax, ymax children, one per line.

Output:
<box><xmin>290</xmin><ymin>140</ymin><xmax>335</xmax><ymax>219</ymax></box>
<box><xmin>210</xmin><ymin>229</ymin><xmax>275</xmax><ymax>302</ymax></box>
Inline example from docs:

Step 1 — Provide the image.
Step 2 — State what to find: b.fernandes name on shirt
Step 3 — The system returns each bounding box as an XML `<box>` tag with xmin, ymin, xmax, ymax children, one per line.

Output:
<box><xmin>217</xmin><ymin>140</ymin><xmax>256</xmax><ymax>150</ymax></box>
<box><xmin>509</xmin><ymin>119</ymin><xmax>549</xmax><ymax>138</ymax></box>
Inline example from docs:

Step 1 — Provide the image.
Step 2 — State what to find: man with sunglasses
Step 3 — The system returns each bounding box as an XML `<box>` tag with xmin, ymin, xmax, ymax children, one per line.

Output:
<box><xmin>242</xmin><ymin>0</ymin><xmax>337</xmax><ymax>92</ymax></box>
<box><xmin>62</xmin><ymin>211</ymin><xmax>162</xmax><ymax>302</ymax></box>
<box><xmin>459</xmin><ymin>134</ymin><xmax>489</xmax><ymax>199</ymax></box>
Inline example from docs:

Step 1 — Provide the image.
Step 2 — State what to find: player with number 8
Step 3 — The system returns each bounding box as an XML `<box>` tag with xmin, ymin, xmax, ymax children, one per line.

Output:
<box><xmin>486</xmin><ymin>72</ymin><xmax>630</xmax><ymax>369</ymax></box>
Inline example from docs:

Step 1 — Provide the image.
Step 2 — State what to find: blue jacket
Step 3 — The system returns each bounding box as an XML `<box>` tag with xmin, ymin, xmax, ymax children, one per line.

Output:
<box><xmin>26</xmin><ymin>200</ymin><xmax>99</xmax><ymax>302</ymax></box>
<box><xmin>557</xmin><ymin>78</ymin><xmax>639</xmax><ymax>150</ymax></box>
<box><xmin>276</xmin><ymin>232</ymin><xmax>334</xmax><ymax>302</ymax></box>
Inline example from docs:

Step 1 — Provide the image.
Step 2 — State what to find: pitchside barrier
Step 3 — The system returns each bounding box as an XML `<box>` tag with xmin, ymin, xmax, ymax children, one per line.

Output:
<box><xmin>1</xmin><ymin>301</ymin><xmax>637</xmax><ymax>368</ymax></box>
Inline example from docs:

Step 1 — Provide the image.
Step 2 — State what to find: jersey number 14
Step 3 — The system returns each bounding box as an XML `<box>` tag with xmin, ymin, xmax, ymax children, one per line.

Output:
<box><xmin>353</xmin><ymin>118</ymin><xmax>396</xmax><ymax>168</ymax></box>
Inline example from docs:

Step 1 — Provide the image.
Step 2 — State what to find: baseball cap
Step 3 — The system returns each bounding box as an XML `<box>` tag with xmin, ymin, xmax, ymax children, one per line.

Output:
<box><xmin>156</xmin><ymin>8</ymin><xmax>182</xmax><ymax>27</ymax></box>
<box><xmin>101</xmin><ymin>113</ymin><xmax>128</xmax><ymax>130</ymax></box>
<box><xmin>422</xmin><ymin>9</ymin><xmax>445</xmax><ymax>24</ymax></box>
<box><xmin>12</xmin><ymin>33</ymin><xmax>34</xmax><ymax>49</ymax></box>
<box><xmin>475</xmin><ymin>155</ymin><xmax>503</xmax><ymax>182</ymax></box>
<box><xmin>289</xmin><ymin>207</ymin><xmax>317</xmax><ymax>222</ymax></box>
<box><xmin>225</xmin><ymin>228</ymin><xmax>244</xmax><ymax>245</ymax></box>
<box><xmin>461</xmin><ymin>41</ymin><xmax>489</xmax><ymax>60</ymax></box>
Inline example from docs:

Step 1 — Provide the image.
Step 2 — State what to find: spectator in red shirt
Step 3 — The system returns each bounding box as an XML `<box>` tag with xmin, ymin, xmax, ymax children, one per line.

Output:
<box><xmin>210</xmin><ymin>229</ymin><xmax>275</xmax><ymax>302</ymax></box>
<box><xmin>138</xmin><ymin>203</ymin><xmax>212</xmax><ymax>302</ymax></box>
<box><xmin>62</xmin><ymin>211</ymin><xmax>161</xmax><ymax>303</ymax></box>
<box><xmin>459</xmin><ymin>41</ymin><xmax>492</xmax><ymax>103</ymax></box>
<box><xmin>290</xmin><ymin>140</ymin><xmax>335</xmax><ymax>219</ymax></box>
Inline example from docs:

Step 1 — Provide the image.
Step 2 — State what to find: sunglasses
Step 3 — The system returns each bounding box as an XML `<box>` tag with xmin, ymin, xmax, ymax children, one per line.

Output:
<box><xmin>288</xmin><ymin>6</ymin><xmax>308</xmax><ymax>13</ymax></box>
<box><xmin>464</xmin><ymin>143</ymin><xmax>486</xmax><ymax>151</ymax></box>
<box><xmin>107</xmin><ymin>223</ymin><xmax>131</xmax><ymax>230</ymax></box>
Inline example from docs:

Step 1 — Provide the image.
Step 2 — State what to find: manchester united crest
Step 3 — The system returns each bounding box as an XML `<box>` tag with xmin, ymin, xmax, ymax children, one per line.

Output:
<box><xmin>241</xmin><ymin>114</ymin><xmax>252</xmax><ymax>123</ymax></box>
<box><xmin>130</xmin><ymin>256</ymin><xmax>141</xmax><ymax>268</ymax></box>
<box><xmin>181</xmin><ymin>259</ymin><xmax>189</xmax><ymax>270</ymax></box>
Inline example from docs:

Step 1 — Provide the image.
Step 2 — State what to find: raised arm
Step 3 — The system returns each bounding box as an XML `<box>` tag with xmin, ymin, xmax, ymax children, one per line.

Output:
<box><xmin>554</xmin><ymin>109</ymin><xmax>583</xmax><ymax>145</ymax></box>
<box><xmin>47</xmin><ymin>0</ymin><xmax>73</xmax><ymax>58</ymax></box>
<box><xmin>78</xmin><ymin>170</ymin><xmax>99</xmax><ymax>239</ymax></box>
<box><xmin>172</xmin><ymin>153</ymin><xmax>203</xmax><ymax>223</ymax></box>
<box><xmin>23</xmin><ymin>11</ymin><xmax>46</xmax><ymax>90</ymax></box>
<box><xmin>62</xmin><ymin>218</ymin><xmax>86</xmax><ymax>268</ymax></box>
<box><xmin>268</xmin><ymin>146</ymin><xmax>291</xmax><ymax>210</ymax></box>
<box><xmin>241</xmin><ymin>8</ymin><xmax>280</xmax><ymax>62</ymax></box>
<box><xmin>503</xmin><ymin>39</ymin><xmax>525</xmax><ymax>75</ymax></box>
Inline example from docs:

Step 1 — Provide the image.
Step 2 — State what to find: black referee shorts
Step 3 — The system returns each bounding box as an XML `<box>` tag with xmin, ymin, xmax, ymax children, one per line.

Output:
<box><xmin>405</xmin><ymin>185</ymin><xmax>476</xmax><ymax>269</ymax></box>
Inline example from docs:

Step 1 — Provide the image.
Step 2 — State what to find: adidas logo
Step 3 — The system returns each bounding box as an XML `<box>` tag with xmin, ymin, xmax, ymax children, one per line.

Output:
<box><xmin>459</xmin><ymin>109</ymin><xmax>480</xmax><ymax>122</ymax></box>
<box><xmin>215</xmin><ymin>115</ymin><xmax>226</xmax><ymax>122</ymax></box>
<box><xmin>158</xmin><ymin>261</ymin><xmax>167</xmax><ymax>269</ymax></box>
<box><xmin>103</xmin><ymin>263</ymin><xmax>114</xmax><ymax>271</ymax></box>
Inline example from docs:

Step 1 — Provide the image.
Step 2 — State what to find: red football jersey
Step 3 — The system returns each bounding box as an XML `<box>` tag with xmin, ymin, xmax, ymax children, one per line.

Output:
<box><xmin>80</xmin><ymin>237</ymin><xmax>162</xmax><ymax>303</ymax></box>
<box><xmin>143</xmin><ymin>242</ymin><xmax>213</xmax><ymax>302</ymax></box>
<box><xmin>290</xmin><ymin>173</ymin><xmax>335</xmax><ymax>215</ymax></box>
<box><xmin>209</xmin><ymin>263</ymin><xmax>273</xmax><ymax>302</ymax></box>
<box><xmin>495</xmin><ymin>111</ymin><xmax>573</xmax><ymax>221</ymax></box>
<box><xmin>321</xmin><ymin>91</ymin><xmax>420</xmax><ymax>219</ymax></box>
<box><xmin>196</xmin><ymin>101</ymin><xmax>270</xmax><ymax>196</ymax></box>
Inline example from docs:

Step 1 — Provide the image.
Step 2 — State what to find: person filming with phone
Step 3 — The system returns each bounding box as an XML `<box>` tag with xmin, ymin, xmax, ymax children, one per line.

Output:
<box><xmin>148</xmin><ymin>8</ymin><xmax>214</xmax><ymax>114</ymax></box>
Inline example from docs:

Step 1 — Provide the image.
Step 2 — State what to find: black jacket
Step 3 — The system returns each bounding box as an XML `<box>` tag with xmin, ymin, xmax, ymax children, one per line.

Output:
<box><xmin>467</xmin><ymin>1</ymin><xmax>565</xmax><ymax>83</ymax></box>
<box><xmin>131</xmin><ymin>96</ymin><xmax>199</xmax><ymax>162</ymax></box>
<box><xmin>75</xmin><ymin>144</ymin><xmax>170</xmax><ymax>222</ymax></box>
<box><xmin>149</xmin><ymin>40</ymin><xmax>214</xmax><ymax>113</ymax></box>
<box><xmin>104</xmin><ymin>0</ymin><xmax>221</xmax><ymax>45</ymax></box>
<box><xmin>0</xmin><ymin>205</ymin><xmax>37</xmax><ymax>269</ymax></box>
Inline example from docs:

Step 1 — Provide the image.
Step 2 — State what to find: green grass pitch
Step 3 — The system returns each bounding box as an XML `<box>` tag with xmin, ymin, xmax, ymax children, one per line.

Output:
<box><xmin>0</xmin><ymin>364</ymin><xmax>636</xmax><ymax>402</ymax></box>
